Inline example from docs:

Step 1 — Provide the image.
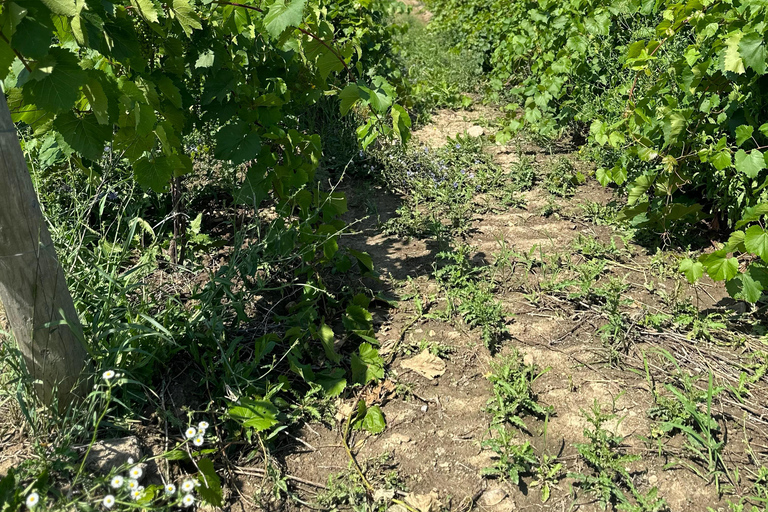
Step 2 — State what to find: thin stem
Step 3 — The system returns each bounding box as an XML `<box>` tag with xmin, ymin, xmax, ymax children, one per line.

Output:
<box><xmin>0</xmin><ymin>31</ymin><xmax>32</xmax><ymax>72</ymax></box>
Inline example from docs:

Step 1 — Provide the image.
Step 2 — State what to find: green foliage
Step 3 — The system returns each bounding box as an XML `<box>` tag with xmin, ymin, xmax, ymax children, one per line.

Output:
<box><xmin>485</xmin><ymin>349</ymin><xmax>552</xmax><ymax>430</ymax></box>
<box><xmin>434</xmin><ymin>244</ymin><xmax>508</xmax><ymax>352</ymax></box>
<box><xmin>569</xmin><ymin>401</ymin><xmax>668</xmax><ymax>511</ymax></box>
<box><xmin>544</xmin><ymin>157</ymin><xmax>585</xmax><ymax>198</ymax></box>
<box><xmin>377</xmin><ymin>135</ymin><xmax>506</xmax><ymax>240</ymax></box>
<box><xmin>481</xmin><ymin>426</ymin><xmax>538</xmax><ymax>484</ymax></box>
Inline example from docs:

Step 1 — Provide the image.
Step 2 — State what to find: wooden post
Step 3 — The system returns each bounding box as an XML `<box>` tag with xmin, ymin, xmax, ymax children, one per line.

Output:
<box><xmin>0</xmin><ymin>93</ymin><xmax>88</xmax><ymax>407</ymax></box>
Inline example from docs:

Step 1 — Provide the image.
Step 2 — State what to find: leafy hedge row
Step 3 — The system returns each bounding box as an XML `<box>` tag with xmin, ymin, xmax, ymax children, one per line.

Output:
<box><xmin>426</xmin><ymin>0</ymin><xmax>768</xmax><ymax>303</ymax></box>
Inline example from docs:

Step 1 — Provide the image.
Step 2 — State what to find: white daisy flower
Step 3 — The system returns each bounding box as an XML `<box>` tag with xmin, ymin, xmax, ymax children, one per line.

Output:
<box><xmin>127</xmin><ymin>479</ymin><xmax>139</xmax><ymax>490</ymax></box>
<box><xmin>164</xmin><ymin>483</ymin><xmax>176</xmax><ymax>495</ymax></box>
<box><xmin>130</xmin><ymin>489</ymin><xmax>142</xmax><ymax>501</ymax></box>
<box><xmin>25</xmin><ymin>492</ymin><xmax>40</xmax><ymax>509</ymax></box>
<box><xmin>198</xmin><ymin>421</ymin><xmax>209</xmax><ymax>431</ymax></box>
<box><xmin>110</xmin><ymin>476</ymin><xmax>124</xmax><ymax>489</ymax></box>
<box><xmin>185</xmin><ymin>427</ymin><xmax>197</xmax><ymax>439</ymax></box>
<box><xmin>181</xmin><ymin>479</ymin><xmax>195</xmax><ymax>493</ymax></box>
<box><xmin>102</xmin><ymin>370</ymin><xmax>115</xmax><ymax>380</ymax></box>
<box><xmin>181</xmin><ymin>494</ymin><xmax>195</xmax><ymax>507</ymax></box>
<box><xmin>127</xmin><ymin>458</ymin><xmax>134</xmax><ymax>464</ymax></box>
<box><xmin>129</xmin><ymin>466</ymin><xmax>143</xmax><ymax>480</ymax></box>
<box><xmin>193</xmin><ymin>436</ymin><xmax>204</xmax><ymax>447</ymax></box>
<box><xmin>102</xmin><ymin>495</ymin><xmax>115</xmax><ymax>509</ymax></box>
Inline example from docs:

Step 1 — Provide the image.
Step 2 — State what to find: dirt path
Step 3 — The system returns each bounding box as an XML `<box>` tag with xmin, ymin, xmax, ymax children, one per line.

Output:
<box><xmin>251</xmin><ymin>97</ymin><xmax>752</xmax><ymax>511</ymax></box>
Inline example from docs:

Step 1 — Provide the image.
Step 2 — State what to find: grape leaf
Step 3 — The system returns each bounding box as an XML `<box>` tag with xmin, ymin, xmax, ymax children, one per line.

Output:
<box><xmin>132</xmin><ymin>155</ymin><xmax>174</xmax><ymax>193</ymax></box>
<box><xmin>745</xmin><ymin>225</ymin><xmax>768</xmax><ymax>261</ymax></box>
<box><xmin>735</xmin><ymin>125</ymin><xmax>754</xmax><ymax>147</ymax></box>
<box><xmin>40</xmin><ymin>0</ymin><xmax>79</xmax><ymax>16</ymax></box>
<box><xmin>739</xmin><ymin>32</ymin><xmax>767</xmax><ymax>74</ymax></box>
<box><xmin>264</xmin><ymin>0</ymin><xmax>306</xmax><ymax>38</ymax></box>
<box><xmin>736</xmin><ymin>204</ymin><xmax>768</xmax><ymax>228</ymax></box>
<box><xmin>53</xmin><ymin>112</ymin><xmax>110</xmax><ymax>161</ymax></box>
<box><xmin>170</xmin><ymin>0</ymin><xmax>202</xmax><ymax>36</ymax></box>
<box><xmin>725</xmin><ymin>273</ymin><xmax>764</xmax><ymax>303</ymax></box>
<box><xmin>23</xmin><ymin>48</ymin><xmax>86</xmax><ymax>113</ymax></box>
<box><xmin>724</xmin><ymin>32</ymin><xmax>746</xmax><ymax>74</ymax></box>
<box><xmin>214</xmin><ymin>122</ymin><xmax>262</xmax><ymax>165</ymax></box>
<box><xmin>734</xmin><ymin>149</ymin><xmax>765</xmax><ymax>178</ymax></box>
<box><xmin>679</xmin><ymin>258</ymin><xmax>704</xmax><ymax>284</ymax></box>
<box><xmin>132</xmin><ymin>0</ymin><xmax>159</xmax><ymax>23</ymax></box>
<box><xmin>699</xmin><ymin>250</ymin><xmax>739</xmax><ymax>281</ymax></box>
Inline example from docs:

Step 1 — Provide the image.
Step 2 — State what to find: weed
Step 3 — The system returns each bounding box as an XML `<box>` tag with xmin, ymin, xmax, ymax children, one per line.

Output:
<box><xmin>434</xmin><ymin>245</ymin><xmax>508</xmax><ymax>352</ymax></box>
<box><xmin>579</xmin><ymin>200</ymin><xmax>623</xmax><ymax>226</ymax></box>
<box><xmin>530</xmin><ymin>453</ymin><xmax>564</xmax><ymax>503</ymax></box>
<box><xmin>571</xmin><ymin>233</ymin><xmax>629</xmax><ymax>262</ymax></box>
<box><xmin>508</xmin><ymin>154</ymin><xmax>537</xmax><ymax>192</ymax></box>
<box><xmin>544</xmin><ymin>157</ymin><xmax>585</xmax><ymax>198</ymax></box>
<box><xmin>481</xmin><ymin>426</ymin><xmax>538</xmax><ymax>484</ymax></box>
<box><xmin>642</xmin><ymin>350</ymin><xmax>730</xmax><ymax>493</ymax></box>
<box><xmin>316</xmin><ymin>453</ymin><xmax>406</xmax><ymax>512</ymax></box>
<box><xmin>485</xmin><ymin>350</ymin><xmax>553</xmax><ymax>430</ymax></box>
<box><xmin>569</xmin><ymin>400</ymin><xmax>668</xmax><ymax>511</ymax></box>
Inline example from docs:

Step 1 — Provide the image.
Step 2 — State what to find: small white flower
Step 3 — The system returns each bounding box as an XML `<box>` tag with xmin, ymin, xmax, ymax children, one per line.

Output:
<box><xmin>102</xmin><ymin>370</ymin><xmax>115</xmax><ymax>380</ymax></box>
<box><xmin>26</xmin><ymin>492</ymin><xmax>40</xmax><ymax>509</ymax></box>
<box><xmin>164</xmin><ymin>483</ymin><xmax>176</xmax><ymax>495</ymax></box>
<box><xmin>127</xmin><ymin>479</ymin><xmax>139</xmax><ymax>490</ymax></box>
<box><xmin>130</xmin><ymin>489</ymin><xmax>142</xmax><ymax>501</ymax></box>
<box><xmin>181</xmin><ymin>494</ymin><xmax>195</xmax><ymax>507</ymax></box>
<box><xmin>110</xmin><ymin>476</ymin><xmax>124</xmax><ymax>489</ymax></box>
<box><xmin>127</xmin><ymin>457</ymin><xmax>134</xmax><ymax>464</ymax></box>
<box><xmin>185</xmin><ymin>427</ymin><xmax>197</xmax><ymax>439</ymax></box>
<box><xmin>181</xmin><ymin>479</ymin><xmax>195</xmax><ymax>493</ymax></box>
<box><xmin>198</xmin><ymin>421</ymin><xmax>209</xmax><ymax>431</ymax></box>
<box><xmin>129</xmin><ymin>466</ymin><xmax>143</xmax><ymax>480</ymax></box>
<box><xmin>193</xmin><ymin>436</ymin><xmax>204</xmax><ymax>447</ymax></box>
<box><xmin>103</xmin><ymin>495</ymin><xmax>115</xmax><ymax>509</ymax></box>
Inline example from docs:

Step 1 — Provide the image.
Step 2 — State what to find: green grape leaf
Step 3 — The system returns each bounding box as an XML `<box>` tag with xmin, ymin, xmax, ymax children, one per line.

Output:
<box><xmin>196</xmin><ymin>458</ymin><xmax>223</xmax><ymax>507</ymax></box>
<box><xmin>214</xmin><ymin>122</ymin><xmax>262</xmax><ymax>165</ymax></box>
<box><xmin>735</xmin><ymin>125</ymin><xmax>754</xmax><ymax>147</ymax></box>
<box><xmin>316</xmin><ymin>48</ymin><xmax>344</xmax><ymax>78</ymax></box>
<box><xmin>132</xmin><ymin>155</ymin><xmax>174</xmax><ymax>193</ymax></box>
<box><xmin>734</xmin><ymin>149</ymin><xmax>766</xmax><ymax>178</ymax></box>
<box><xmin>745</xmin><ymin>225</ymin><xmax>768</xmax><ymax>261</ymax></box>
<box><xmin>353</xmin><ymin>405</ymin><xmax>386</xmax><ymax>434</ymax></box>
<box><xmin>22</xmin><ymin>48</ymin><xmax>87</xmax><ymax>113</ymax></box>
<box><xmin>53</xmin><ymin>112</ymin><xmax>110</xmax><ymax>161</ymax></box>
<box><xmin>40</xmin><ymin>0</ymin><xmax>79</xmax><ymax>15</ymax></box>
<box><xmin>725</xmin><ymin>273</ymin><xmax>764</xmax><ymax>303</ymax></box>
<box><xmin>157</xmin><ymin>77</ymin><xmax>183</xmax><ymax>108</ymax></box>
<box><xmin>710</xmin><ymin>150</ymin><xmax>731</xmax><ymax>171</ymax></box>
<box><xmin>170</xmin><ymin>0</ymin><xmax>202</xmax><ymax>36</ymax></box>
<box><xmin>12</xmin><ymin>15</ymin><xmax>53</xmax><ymax>60</ymax></box>
<box><xmin>699</xmin><ymin>250</ymin><xmax>739</xmax><ymax>281</ymax></box>
<box><xmin>351</xmin><ymin>342</ymin><xmax>384</xmax><ymax>384</ymax></box>
<box><xmin>339</xmin><ymin>84</ymin><xmax>361</xmax><ymax>115</ymax></box>
<box><xmin>724</xmin><ymin>32</ymin><xmax>746</xmax><ymax>74</ymax></box>
<box><xmin>82</xmin><ymin>77</ymin><xmax>110</xmax><ymax>125</ymax></box>
<box><xmin>264</xmin><ymin>0</ymin><xmax>306</xmax><ymax>38</ymax></box>
<box><xmin>736</xmin><ymin>204</ymin><xmax>768</xmax><ymax>228</ymax></box>
<box><xmin>132</xmin><ymin>0</ymin><xmax>159</xmax><ymax>23</ymax></box>
<box><xmin>739</xmin><ymin>32</ymin><xmax>767</xmax><ymax>74</ymax></box>
<box><xmin>679</xmin><ymin>258</ymin><xmax>704</xmax><ymax>284</ymax></box>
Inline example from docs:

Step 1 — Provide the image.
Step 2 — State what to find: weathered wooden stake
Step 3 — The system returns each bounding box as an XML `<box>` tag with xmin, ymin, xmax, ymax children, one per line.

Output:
<box><xmin>0</xmin><ymin>93</ymin><xmax>89</xmax><ymax>407</ymax></box>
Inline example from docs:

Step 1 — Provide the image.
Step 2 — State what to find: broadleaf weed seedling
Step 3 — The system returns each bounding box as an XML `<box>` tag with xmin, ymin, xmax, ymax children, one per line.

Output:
<box><xmin>485</xmin><ymin>350</ymin><xmax>553</xmax><ymax>430</ymax></box>
<box><xmin>568</xmin><ymin>400</ymin><xmax>668</xmax><ymax>511</ymax></box>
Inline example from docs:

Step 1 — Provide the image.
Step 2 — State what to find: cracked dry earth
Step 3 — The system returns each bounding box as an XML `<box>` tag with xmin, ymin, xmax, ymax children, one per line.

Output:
<box><xmin>262</xmin><ymin>108</ymin><xmax>737</xmax><ymax>512</ymax></box>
